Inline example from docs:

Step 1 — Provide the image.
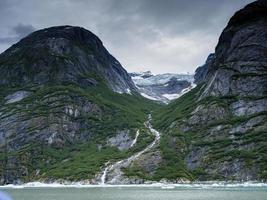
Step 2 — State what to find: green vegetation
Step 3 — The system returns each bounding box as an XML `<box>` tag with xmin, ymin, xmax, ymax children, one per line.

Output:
<box><xmin>0</xmin><ymin>127</ymin><xmax>154</xmax><ymax>181</ymax></box>
<box><xmin>153</xmin><ymin>85</ymin><xmax>202</xmax><ymax>131</ymax></box>
<box><xmin>1</xmin><ymin>69</ymin><xmax>266</xmax><ymax>182</ymax></box>
<box><xmin>0</xmin><ymin>72</ymin><xmax>161</xmax><ymax>182</ymax></box>
<box><xmin>152</xmin><ymin>83</ymin><xmax>267</xmax><ymax>181</ymax></box>
<box><xmin>39</xmin><ymin>128</ymin><xmax>154</xmax><ymax>181</ymax></box>
<box><xmin>153</xmin><ymin>134</ymin><xmax>193</xmax><ymax>181</ymax></box>
<box><xmin>121</xmin><ymin>86</ymin><xmax>203</xmax><ymax>181</ymax></box>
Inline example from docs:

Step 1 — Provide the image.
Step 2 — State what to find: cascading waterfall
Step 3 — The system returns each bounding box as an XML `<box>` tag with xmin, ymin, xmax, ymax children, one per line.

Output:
<box><xmin>130</xmin><ymin>130</ymin><xmax>140</xmax><ymax>148</ymax></box>
<box><xmin>100</xmin><ymin>114</ymin><xmax>160</xmax><ymax>185</ymax></box>
<box><xmin>100</xmin><ymin>165</ymin><xmax>109</xmax><ymax>185</ymax></box>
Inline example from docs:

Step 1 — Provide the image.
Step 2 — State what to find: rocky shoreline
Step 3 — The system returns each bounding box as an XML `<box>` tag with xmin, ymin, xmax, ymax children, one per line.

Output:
<box><xmin>1</xmin><ymin>180</ymin><xmax>267</xmax><ymax>188</ymax></box>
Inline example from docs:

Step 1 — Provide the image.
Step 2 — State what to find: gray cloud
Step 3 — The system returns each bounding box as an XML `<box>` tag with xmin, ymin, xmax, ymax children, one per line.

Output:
<box><xmin>0</xmin><ymin>0</ymin><xmax>255</xmax><ymax>73</ymax></box>
<box><xmin>0</xmin><ymin>23</ymin><xmax>35</xmax><ymax>45</ymax></box>
<box><xmin>0</xmin><ymin>37</ymin><xmax>14</xmax><ymax>44</ymax></box>
<box><xmin>13</xmin><ymin>23</ymin><xmax>35</xmax><ymax>38</ymax></box>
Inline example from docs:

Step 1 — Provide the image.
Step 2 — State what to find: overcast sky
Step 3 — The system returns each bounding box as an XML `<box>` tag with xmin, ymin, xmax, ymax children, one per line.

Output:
<box><xmin>0</xmin><ymin>0</ymin><xmax>254</xmax><ymax>74</ymax></box>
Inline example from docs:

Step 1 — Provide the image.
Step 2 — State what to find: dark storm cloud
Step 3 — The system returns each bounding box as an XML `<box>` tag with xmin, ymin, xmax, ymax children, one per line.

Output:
<box><xmin>104</xmin><ymin>0</ymin><xmax>253</xmax><ymax>34</ymax></box>
<box><xmin>0</xmin><ymin>0</ymin><xmax>255</xmax><ymax>73</ymax></box>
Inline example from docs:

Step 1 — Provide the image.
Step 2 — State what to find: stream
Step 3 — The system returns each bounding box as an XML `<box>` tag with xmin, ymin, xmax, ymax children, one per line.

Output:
<box><xmin>100</xmin><ymin>114</ymin><xmax>160</xmax><ymax>184</ymax></box>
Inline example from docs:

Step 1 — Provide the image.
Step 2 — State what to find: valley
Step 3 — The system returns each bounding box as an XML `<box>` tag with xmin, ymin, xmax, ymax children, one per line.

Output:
<box><xmin>0</xmin><ymin>0</ymin><xmax>266</xmax><ymax>185</ymax></box>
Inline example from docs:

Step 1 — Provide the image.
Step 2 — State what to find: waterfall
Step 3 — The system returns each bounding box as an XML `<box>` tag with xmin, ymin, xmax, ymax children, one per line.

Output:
<box><xmin>130</xmin><ymin>130</ymin><xmax>140</xmax><ymax>148</ymax></box>
<box><xmin>99</xmin><ymin>114</ymin><xmax>160</xmax><ymax>184</ymax></box>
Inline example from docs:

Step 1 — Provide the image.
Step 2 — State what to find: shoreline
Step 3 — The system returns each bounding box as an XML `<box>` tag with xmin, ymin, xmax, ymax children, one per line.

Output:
<box><xmin>1</xmin><ymin>181</ymin><xmax>267</xmax><ymax>189</ymax></box>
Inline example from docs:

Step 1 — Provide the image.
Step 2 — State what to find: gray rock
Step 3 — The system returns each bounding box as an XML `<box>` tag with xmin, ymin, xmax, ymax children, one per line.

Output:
<box><xmin>229</xmin><ymin>116</ymin><xmax>264</xmax><ymax>134</ymax></box>
<box><xmin>194</xmin><ymin>53</ymin><xmax>215</xmax><ymax>85</ymax></box>
<box><xmin>230</xmin><ymin>99</ymin><xmax>267</xmax><ymax>116</ymax></box>
<box><xmin>198</xmin><ymin>2</ymin><xmax>267</xmax><ymax>98</ymax></box>
<box><xmin>181</xmin><ymin>0</ymin><xmax>267</xmax><ymax>181</ymax></box>
<box><xmin>186</xmin><ymin>147</ymin><xmax>207</xmax><ymax>170</ymax></box>
<box><xmin>0</xmin><ymin>26</ymin><xmax>137</xmax><ymax>94</ymax></box>
<box><xmin>188</xmin><ymin>104</ymin><xmax>229</xmax><ymax>125</ymax></box>
<box><xmin>5</xmin><ymin>91</ymin><xmax>31</xmax><ymax>104</ymax></box>
<box><xmin>129</xmin><ymin>151</ymin><xmax>162</xmax><ymax>174</ymax></box>
<box><xmin>107</xmin><ymin>130</ymin><xmax>134</xmax><ymax>151</ymax></box>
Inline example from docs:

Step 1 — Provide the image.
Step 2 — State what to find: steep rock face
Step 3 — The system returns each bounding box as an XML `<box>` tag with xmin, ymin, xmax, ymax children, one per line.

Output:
<box><xmin>194</xmin><ymin>0</ymin><xmax>267</xmax><ymax>134</ymax></box>
<box><xmin>189</xmin><ymin>0</ymin><xmax>267</xmax><ymax>180</ymax></box>
<box><xmin>194</xmin><ymin>53</ymin><xmax>215</xmax><ymax>85</ymax></box>
<box><xmin>0</xmin><ymin>26</ymin><xmax>157</xmax><ymax>184</ymax></box>
<box><xmin>0</xmin><ymin>26</ymin><xmax>136</xmax><ymax>94</ymax></box>
<box><xmin>154</xmin><ymin>0</ymin><xmax>267</xmax><ymax>182</ymax></box>
<box><xmin>201</xmin><ymin>4</ymin><xmax>267</xmax><ymax>98</ymax></box>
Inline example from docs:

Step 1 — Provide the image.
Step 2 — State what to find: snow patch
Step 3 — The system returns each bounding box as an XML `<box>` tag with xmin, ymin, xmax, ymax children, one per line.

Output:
<box><xmin>130</xmin><ymin>71</ymin><xmax>195</xmax><ymax>103</ymax></box>
<box><xmin>132</xmin><ymin>73</ymin><xmax>194</xmax><ymax>86</ymax></box>
<box><xmin>132</xmin><ymin>76</ymin><xmax>144</xmax><ymax>80</ymax></box>
<box><xmin>162</xmin><ymin>93</ymin><xmax>181</xmax><ymax>100</ymax></box>
<box><xmin>126</xmin><ymin>88</ymin><xmax>132</xmax><ymax>94</ymax></box>
<box><xmin>163</xmin><ymin>84</ymin><xmax>196</xmax><ymax>100</ymax></box>
<box><xmin>140</xmin><ymin>93</ymin><xmax>158</xmax><ymax>101</ymax></box>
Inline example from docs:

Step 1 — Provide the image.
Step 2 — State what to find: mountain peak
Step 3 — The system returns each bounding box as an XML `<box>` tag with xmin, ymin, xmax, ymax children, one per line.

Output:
<box><xmin>11</xmin><ymin>26</ymin><xmax>103</xmax><ymax>50</ymax></box>
<box><xmin>0</xmin><ymin>26</ymin><xmax>136</xmax><ymax>94</ymax></box>
<box><xmin>227</xmin><ymin>0</ymin><xmax>267</xmax><ymax>28</ymax></box>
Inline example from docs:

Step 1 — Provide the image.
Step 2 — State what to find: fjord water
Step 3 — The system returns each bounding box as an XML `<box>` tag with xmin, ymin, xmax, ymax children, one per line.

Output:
<box><xmin>2</xmin><ymin>186</ymin><xmax>267</xmax><ymax>200</ymax></box>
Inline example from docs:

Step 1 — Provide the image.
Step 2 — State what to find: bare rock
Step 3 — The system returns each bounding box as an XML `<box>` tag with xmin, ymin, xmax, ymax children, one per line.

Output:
<box><xmin>107</xmin><ymin>130</ymin><xmax>134</xmax><ymax>151</ymax></box>
<box><xmin>230</xmin><ymin>99</ymin><xmax>267</xmax><ymax>117</ymax></box>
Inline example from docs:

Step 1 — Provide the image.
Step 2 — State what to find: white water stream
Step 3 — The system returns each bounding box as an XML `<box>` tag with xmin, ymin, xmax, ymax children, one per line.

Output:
<box><xmin>100</xmin><ymin>114</ymin><xmax>160</xmax><ymax>185</ymax></box>
<box><xmin>130</xmin><ymin>130</ymin><xmax>140</xmax><ymax>148</ymax></box>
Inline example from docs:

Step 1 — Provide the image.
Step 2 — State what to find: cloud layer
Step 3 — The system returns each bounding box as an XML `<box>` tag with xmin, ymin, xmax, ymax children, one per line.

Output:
<box><xmin>0</xmin><ymin>0</ymin><xmax>254</xmax><ymax>73</ymax></box>
<box><xmin>0</xmin><ymin>23</ymin><xmax>35</xmax><ymax>44</ymax></box>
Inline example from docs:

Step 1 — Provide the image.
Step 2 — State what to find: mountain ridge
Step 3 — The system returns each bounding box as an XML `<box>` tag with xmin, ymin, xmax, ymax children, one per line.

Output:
<box><xmin>0</xmin><ymin>25</ymin><xmax>136</xmax><ymax>94</ymax></box>
<box><xmin>151</xmin><ymin>0</ymin><xmax>267</xmax><ymax>181</ymax></box>
<box><xmin>0</xmin><ymin>25</ymin><xmax>160</xmax><ymax>184</ymax></box>
<box><xmin>0</xmin><ymin>0</ymin><xmax>267</xmax><ymax>185</ymax></box>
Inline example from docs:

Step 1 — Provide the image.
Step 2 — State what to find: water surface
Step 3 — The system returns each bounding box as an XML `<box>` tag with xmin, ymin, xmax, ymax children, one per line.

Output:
<box><xmin>2</xmin><ymin>186</ymin><xmax>267</xmax><ymax>200</ymax></box>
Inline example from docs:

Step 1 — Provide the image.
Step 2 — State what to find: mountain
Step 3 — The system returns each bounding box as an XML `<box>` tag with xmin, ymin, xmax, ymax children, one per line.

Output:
<box><xmin>0</xmin><ymin>26</ymin><xmax>136</xmax><ymax>94</ymax></box>
<box><xmin>1</xmin><ymin>0</ymin><xmax>266</xmax><ymax>185</ymax></box>
<box><xmin>0</xmin><ymin>26</ymin><xmax>160</xmax><ymax>184</ymax></box>
<box><xmin>194</xmin><ymin>53</ymin><xmax>215</xmax><ymax>85</ymax></box>
<box><xmin>130</xmin><ymin>71</ymin><xmax>153</xmax><ymax>79</ymax></box>
<box><xmin>149</xmin><ymin>0</ymin><xmax>267</xmax><ymax>181</ymax></box>
<box><xmin>130</xmin><ymin>71</ymin><xmax>195</xmax><ymax>103</ymax></box>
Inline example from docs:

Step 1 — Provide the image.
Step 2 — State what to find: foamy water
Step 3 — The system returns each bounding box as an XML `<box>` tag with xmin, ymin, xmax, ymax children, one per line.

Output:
<box><xmin>1</xmin><ymin>181</ymin><xmax>267</xmax><ymax>189</ymax></box>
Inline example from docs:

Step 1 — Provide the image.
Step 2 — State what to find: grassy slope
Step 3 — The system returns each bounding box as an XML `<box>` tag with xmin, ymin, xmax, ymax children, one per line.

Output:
<box><xmin>151</xmin><ymin>84</ymin><xmax>267</xmax><ymax>181</ymax></box>
<box><xmin>1</xmin><ymin>76</ymin><xmax>266</xmax><ymax>182</ymax></box>
<box><xmin>122</xmin><ymin>86</ymin><xmax>201</xmax><ymax>181</ymax></box>
<box><xmin>153</xmin><ymin>86</ymin><xmax>201</xmax><ymax>181</ymax></box>
<box><xmin>0</xmin><ymin>76</ymin><xmax>161</xmax><ymax>182</ymax></box>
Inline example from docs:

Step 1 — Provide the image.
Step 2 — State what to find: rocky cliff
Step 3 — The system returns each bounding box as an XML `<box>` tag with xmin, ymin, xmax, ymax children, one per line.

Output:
<box><xmin>194</xmin><ymin>53</ymin><xmax>215</xmax><ymax>85</ymax></box>
<box><xmin>0</xmin><ymin>26</ymin><xmax>136</xmax><ymax>94</ymax></box>
<box><xmin>0</xmin><ymin>26</ymin><xmax>158</xmax><ymax>184</ymax></box>
<box><xmin>151</xmin><ymin>0</ymin><xmax>267</xmax><ymax>181</ymax></box>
